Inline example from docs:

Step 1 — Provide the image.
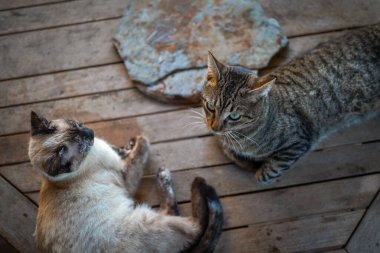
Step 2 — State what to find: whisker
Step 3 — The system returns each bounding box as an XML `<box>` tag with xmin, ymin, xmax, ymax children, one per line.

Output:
<box><xmin>233</xmin><ymin>131</ymin><xmax>259</xmax><ymax>147</ymax></box>
<box><xmin>186</xmin><ymin>115</ymin><xmax>205</xmax><ymax>121</ymax></box>
<box><xmin>229</xmin><ymin>131</ymin><xmax>244</xmax><ymax>151</ymax></box>
<box><xmin>226</xmin><ymin>132</ymin><xmax>238</xmax><ymax>151</ymax></box>
<box><xmin>189</xmin><ymin>109</ymin><xmax>205</xmax><ymax>118</ymax></box>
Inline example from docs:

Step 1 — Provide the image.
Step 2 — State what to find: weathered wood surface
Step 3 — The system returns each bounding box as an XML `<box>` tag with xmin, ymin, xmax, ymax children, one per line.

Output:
<box><xmin>262</xmin><ymin>0</ymin><xmax>380</xmax><ymax>37</ymax></box>
<box><xmin>179</xmin><ymin>174</ymin><xmax>379</xmax><ymax>229</ymax></box>
<box><xmin>346</xmin><ymin>192</ymin><xmax>380</xmax><ymax>253</ymax></box>
<box><xmin>215</xmin><ymin>210</ymin><xmax>364</xmax><ymax>253</ymax></box>
<box><xmin>0</xmin><ymin>0</ymin><xmax>72</xmax><ymax>11</ymax></box>
<box><xmin>0</xmin><ymin>235</ymin><xmax>18</xmax><ymax>253</ymax></box>
<box><xmin>0</xmin><ymin>0</ymin><xmax>126</xmax><ymax>35</ymax></box>
<box><xmin>0</xmin><ymin>89</ymin><xmax>181</xmax><ymax>136</ymax></box>
<box><xmin>0</xmin><ymin>21</ymin><xmax>359</xmax><ymax>81</ymax></box>
<box><xmin>0</xmin><ymin>176</ymin><xmax>37</xmax><ymax>253</ymax></box>
<box><xmin>0</xmin><ymin>19</ymin><xmax>120</xmax><ymax>80</ymax></box>
<box><xmin>0</xmin><ymin>63</ymin><xmax>132</xmax><ymax>107</ymax></box>
<box><xmin>2</xmin><ymin>0</ymin><xmax>379</xmax><ymax>37</ymax></box>
<box><xmin>1</xmin><ymin>0</ymin><xmax>380</xmax><ymax>251</ymax></box>
<box><xmin>324</xmin><ymin>250</ymin><xmax>348</xmax><ymax>253</ymax></box>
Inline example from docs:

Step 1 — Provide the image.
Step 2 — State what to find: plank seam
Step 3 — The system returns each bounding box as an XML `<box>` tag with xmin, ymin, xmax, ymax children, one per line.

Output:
<box><xmin>0</xmin><ymin>16</ymin><xmax>122</xmax><ymax>37</ymax></box>
<box><xmin>344</xmin><ymin>188</ymin><xmax>380</xmax><ymax>252</ymax></box>
<box><xmin>0</xmin><ymin>0</ymin><xmax>77</xmax><ymax>12</ymax></box>
<box><xmin>0</xmin><ymin>61</ymin><xmax>123</xmax><ymax>82</ymax></box>
<box><xmin>0</xmin><ymin>174</ymin><xmax>37</xmax><ymax>207</ymax></box>
<box><xmin>0</xmin><ymin>86</ymin><xmax>134</xmax><ymax>109</ymax></box>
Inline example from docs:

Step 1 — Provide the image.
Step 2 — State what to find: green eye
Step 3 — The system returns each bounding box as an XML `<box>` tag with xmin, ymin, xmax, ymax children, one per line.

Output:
<box><xmin>228</xmin><ymin>113</ymin><xmax>241</xmax><ymax>121</ymax></box>
<box><xmin>206</xmin><ymin>102</ymin><xmax>215</xmax><ymax>112</ymax></box>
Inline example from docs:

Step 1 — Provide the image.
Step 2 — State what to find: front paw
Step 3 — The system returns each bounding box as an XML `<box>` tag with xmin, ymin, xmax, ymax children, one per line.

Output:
<box><xmin>156</xmin><ymin>167</ymin><xmax>173</xmax><ymax>191</ymax></box>
<box><xmin>129</xmin><ymin>136</ymin><xmax>150</xmax><ymax>163</ymax></box>
<box><xmin>255</xmin><ymin>167</ymin><xmax>282</xmax><ymax>185</ymax></box>
<box><xmin>111</xmin><ymin>145</ymin><xmax>130</xmax><ymax>159</ymax></box>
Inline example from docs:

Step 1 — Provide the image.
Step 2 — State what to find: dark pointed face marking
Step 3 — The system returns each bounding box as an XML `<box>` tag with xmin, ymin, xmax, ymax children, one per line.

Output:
<box><xmin>29</xmin><ymin>112</ymin><xmax>94</xmax><ymax>177</ymax></box>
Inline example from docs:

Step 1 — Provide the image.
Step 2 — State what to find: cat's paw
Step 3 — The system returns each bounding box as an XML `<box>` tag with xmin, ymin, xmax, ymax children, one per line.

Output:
<box><xmin>111</xmin><ymin>145</ymin><xmax>131</xmax><ymax>159</ymax></box>
<box><xmin>156</xmin><ymin>167</ymin><xmax>173</xmax><ymax>191</ymax></box>
<box><xmin>157</xmin><ymin>167</ymin><xmax>179</xmax><ymax>216</ymax></box>
<box><xmin>128</xmin><ymin>136</ymin><xmax>150</xmax><ymax>165</ymax></box>
<box><xmin>130</xmin><ymin>136</ymin><xmax>150</xmax><ymax>154</ymax></box>
<box><xmin>255</xmin><ymin>167</ymin><xmax>281</xmax><ymax>185</ymax></box>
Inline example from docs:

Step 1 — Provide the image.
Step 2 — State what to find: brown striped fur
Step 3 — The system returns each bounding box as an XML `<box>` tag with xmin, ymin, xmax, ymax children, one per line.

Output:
<box><xmin>202</xmin><ymin>24</ymin><xmax>380</xmax><ymax>184</ymax></box>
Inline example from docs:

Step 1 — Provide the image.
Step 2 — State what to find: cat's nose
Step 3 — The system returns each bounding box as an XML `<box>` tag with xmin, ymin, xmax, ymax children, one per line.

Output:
<box><xmin>81</xmin><ymin>128</ymin><xmax>94</xmax><ymax>140</ymax></box>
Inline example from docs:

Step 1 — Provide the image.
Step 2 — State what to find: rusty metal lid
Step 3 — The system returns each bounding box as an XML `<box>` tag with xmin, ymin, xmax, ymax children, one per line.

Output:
<box><xmin>114</xmin><ymin>0</ymin><xmax>287</xmax><ymax>104</ymax></box>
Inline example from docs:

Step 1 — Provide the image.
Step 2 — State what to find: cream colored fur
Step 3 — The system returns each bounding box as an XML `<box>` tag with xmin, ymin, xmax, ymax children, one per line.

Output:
<box><xmin>33</xmin><ymin>137</ymin><xmax>201</xmax><ymax>253</ymax></box>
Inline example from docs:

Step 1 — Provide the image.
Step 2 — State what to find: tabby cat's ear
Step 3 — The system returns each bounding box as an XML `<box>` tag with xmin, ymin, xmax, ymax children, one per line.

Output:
<box><xmin>31</xmin><ymin>111</ymin><xmax>53</xmax><ymax>136</ymax></box>
<box><xmin>249</xmin><ymin>76</ymin><xmax>276</xmax><ymax>96</ymax></box>
<box><xmin>207</xmin><ymin>52</ymin><xmax>225</xmax><ymax>84</ymax></box>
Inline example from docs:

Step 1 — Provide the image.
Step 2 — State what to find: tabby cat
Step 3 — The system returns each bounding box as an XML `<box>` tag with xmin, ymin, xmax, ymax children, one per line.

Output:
<box><xmin>28</xmin><ymin>111</ymin><xmax>223</xmax><ymax>253</ymax></box>
<box><xmin>202</xmin><ymin>24</ymin><xmax>380</xmax><ymax>184</ymax></box>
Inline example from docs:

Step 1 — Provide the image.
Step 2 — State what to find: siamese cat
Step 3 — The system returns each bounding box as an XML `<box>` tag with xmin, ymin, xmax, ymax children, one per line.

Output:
<box><xmin>28</xmin><ymin>111</ymin><xmax>223</xmax><ymax>253</ymax></box>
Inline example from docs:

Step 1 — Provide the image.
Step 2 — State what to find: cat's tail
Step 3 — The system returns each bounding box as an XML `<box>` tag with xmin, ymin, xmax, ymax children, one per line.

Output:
<box><xmin>186</xmin><ymin>177</ymin><xmax>224</xmax><ymax>253</ymax></box>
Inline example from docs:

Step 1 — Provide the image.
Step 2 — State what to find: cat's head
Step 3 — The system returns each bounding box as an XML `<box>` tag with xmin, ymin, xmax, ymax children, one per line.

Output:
<box><xmin>28</xmin><ymin>111</ymin><xmax>94</xmax><ymax>181</ymax></box>
<box><xmin>202</xmin><ymin>52</ymin><xmax>276</xmax><ymax>133</ymax></box>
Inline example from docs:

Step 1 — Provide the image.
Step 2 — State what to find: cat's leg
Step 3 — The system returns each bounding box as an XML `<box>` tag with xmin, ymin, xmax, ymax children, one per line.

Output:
<box><xmin>256</xmin><ymin>143</ymin><xmax>311</xmax><ymax>184</ymax></box>
<box><xmin>121</xmin><ymin>136</ymin><xmax>150</xmax><ymax>195</ymax></box>
<box><xmin>156</xmin><ymin>167</ymin><xmax>180</xmax><ymax>216</ymax></box>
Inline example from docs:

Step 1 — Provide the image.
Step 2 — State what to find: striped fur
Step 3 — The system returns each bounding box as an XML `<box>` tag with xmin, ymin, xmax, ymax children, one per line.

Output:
<box><xmin>202</xmin><ymin>24</ymin><xmax>380</xmax><ymax>184</ymax></box>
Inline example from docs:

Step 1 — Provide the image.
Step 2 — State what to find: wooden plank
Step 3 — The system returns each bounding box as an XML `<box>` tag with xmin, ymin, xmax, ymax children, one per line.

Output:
<box><xmin>0</xmin><ymin>19</ymin><xmax>120</xmax><ymax>80</ymax></box>
<box><xmin>0</xmin><ymin>88</ymin><xmax>181</xmax><ymax>136</ymax></box>
<box><xmin>2</xmin><ymin>0</ymin><xmax>379</xmax><ymax>38</ymax></box>
<box><xmin>0</xmin><ymin>30</ymin><xmax>346</xmax><ymax>107</ymax></box>
<box><xmin>0</xmin><ymin>0</ymin><xmax>72</xmax><ymax>11</ymax></box>
<box><xmin>0</xmin><ymin>63</ymin><xmax>132</xmax><ymax>107</ymax></box>
<box><xmin>0</xmin><ymin>21</ymin><xmax>349</xmax><ymax>81</ymax></box>
<box><xmin>262</xmin><ymin>0</ymin><xmax>380</xmax><ymax>37</ymax></box>
<box><xmin>0</xmin><ymin>234</ymin><xmax>19</xmax><ymax>253</ymax></box>
<box><xmin>178</xmin><ymin>174</ymin><xmax>379</xmax><ymax>229</ymax></box>
<box><xmin>136</xmin><ymin>141</ymin><xmax>380</xmax><ymax>205</ymax></box>
<box><xmin>347</xmin><ymin>192</ymin><xmax>380</xmax><ymax>253</ymax></box>
<box><xmin>0</xmin><ymin>0</ymin><xmax>126</xmax><ymax>35</ymax></box>
<box><xmin>216</xmin><ymin>210</ymin><xmax>364</xmax><ymax>253</ymax></box>
<box><xmin>0</xmin><ymin>176</ymin><xmax>37</xmax><ymax>252</ymax></box>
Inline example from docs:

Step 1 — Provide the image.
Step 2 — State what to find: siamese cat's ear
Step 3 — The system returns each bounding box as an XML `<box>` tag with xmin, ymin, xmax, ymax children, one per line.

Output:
<box><xmin>249</xmin><ymin>76</ymin><xmax>276</xmax><ymax>96</ymax></box>
<box><xmin>207</xmin><ymin>52</ymin><xmax>225</xmax><ymax>84</ymax></box>
<box><xmin>31</xmin><ymin>111</ymin><xmax>54</xmax><ymax>136</ymax></box>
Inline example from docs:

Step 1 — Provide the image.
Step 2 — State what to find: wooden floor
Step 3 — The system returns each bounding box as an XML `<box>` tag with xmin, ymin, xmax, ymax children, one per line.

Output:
<box><xmin>0</xmin><ymin>0</ymin><xmax>380</xmax><ymax>252</ymax></box>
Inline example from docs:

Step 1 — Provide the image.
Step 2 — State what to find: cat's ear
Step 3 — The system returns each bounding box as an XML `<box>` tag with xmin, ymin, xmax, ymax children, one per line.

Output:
<box><xmin>249</xmin><ymin>76</ymin><xmax>276</xmax><ymax>96</ymax></box>
<box><xmin>207</xmin><ymin>52</ymin><xmax>225</xmax><ymax>84</ymax></box>
<box><xmin>31</xmin><ymin>111</ymin><xmax>54</xmax><ymax>136</ymax></box>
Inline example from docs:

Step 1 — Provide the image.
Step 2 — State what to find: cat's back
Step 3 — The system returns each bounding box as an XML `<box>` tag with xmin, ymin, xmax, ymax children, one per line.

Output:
<box><xmin>272</xmin><ymin>24</ymin><xmax>380</xmax><ymax>121</ymax></box>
